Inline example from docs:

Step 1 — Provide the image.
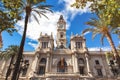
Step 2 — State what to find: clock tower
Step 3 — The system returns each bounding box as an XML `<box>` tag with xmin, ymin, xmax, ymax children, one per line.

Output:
<box><xmin>56</xmin><ymin>15</ymin><xmax>66</xmax><ymax>49</ymax></box>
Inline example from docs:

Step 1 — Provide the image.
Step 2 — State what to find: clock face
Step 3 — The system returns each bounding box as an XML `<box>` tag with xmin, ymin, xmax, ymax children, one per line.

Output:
<box><xmin>59</xmin><ymin>24</ymin><xmax>64</xmax><ymax>29</ymax></box>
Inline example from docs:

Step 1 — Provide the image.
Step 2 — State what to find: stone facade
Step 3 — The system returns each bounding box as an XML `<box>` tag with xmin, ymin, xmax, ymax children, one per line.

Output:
<box><xmin>0</xmin><ymin>15</ymin><xmax>118</xmax><ymax>80</ymax></box>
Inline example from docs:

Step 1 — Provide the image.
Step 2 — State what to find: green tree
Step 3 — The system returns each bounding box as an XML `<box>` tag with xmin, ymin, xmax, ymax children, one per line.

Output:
<box><xmin>0</xmin><ymin>0</ymin><xmax>22</xmax><ymax>48</ymax></box>
<box><xmin>82</xmin><ymin>17</ymin><xmax>120</xmax><ymax>67</ymax></box>
<box><xmin>2</xmin><ymin>0</ymin><xmax>52</xmax><ymax>80</ymax></box>
<box><xmin>0</xmin><ymin>45</ymin><xmax>19</xmax><ymax>80</ymax></box>
<box><xmin>71</xmin><ymin>0</ymin><xmax>120</xmax><ymax>36</ymax></box>
<box><xmin>0</xmin><ymin>9</ymin><xmax>17</xmax><ymax>48</ymax></box>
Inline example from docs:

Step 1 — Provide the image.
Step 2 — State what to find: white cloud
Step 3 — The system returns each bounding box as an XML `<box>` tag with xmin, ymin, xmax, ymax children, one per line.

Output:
<box><xmin>16</xmin><ymin>1</ymin><xmax>91</xmax><ymax>49</ymax></box>
<box><xmin>16</xmin><ymin>11</ymin><xmax>70</xmax><ymax>48</ymax></box>
<box><xmin>28</xmin><ymin>42</ymin><xmax>38</xmax><ymax>49</ymax></box>
<box><xmin>59</xmin><ymin>0</ymin><xmax>91</xmax><ymax>20</ymax></box>
<box><xmin>88</xmin><ymin>47</ymin><xmax>111</xmax><ymax>51</ymax></box>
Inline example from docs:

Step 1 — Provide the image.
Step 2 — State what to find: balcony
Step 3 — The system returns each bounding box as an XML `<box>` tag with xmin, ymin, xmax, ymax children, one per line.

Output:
<box><xmin>37</xmin><ymin>48</ymin><xmax>52</xmax><ymax>53</ymax></box>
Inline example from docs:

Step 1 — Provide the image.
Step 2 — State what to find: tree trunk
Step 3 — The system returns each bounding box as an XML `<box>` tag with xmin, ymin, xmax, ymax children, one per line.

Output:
<box><xmin>5</xmin><ymin>55</ymin><xmax>15</xmax><ymax>80</ymax></box>
<box><xmin>11</xmin><ymin>13</ymin><xmax>29</xmax><ymax>80</ymax></box>
<box><xmin>105</xmin><ymin>32</ymin><xmax>120</xmax><ymax>68</ymax></box>
<box><xmin>0</xmin><ymin>31</ymin><xmax>3</xmax><ymax>48</ymax></box>
<box><xmin>16</xmin><ymin>65</ymin><xmax>22</xmax><ymax>80</ymax></box>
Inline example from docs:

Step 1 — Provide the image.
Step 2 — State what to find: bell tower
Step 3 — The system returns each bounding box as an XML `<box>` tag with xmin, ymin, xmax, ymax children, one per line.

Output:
<box><xmin>56</xmin><ymin>15</ymin><xmax>66</xmax><ymax>49</ymax></box>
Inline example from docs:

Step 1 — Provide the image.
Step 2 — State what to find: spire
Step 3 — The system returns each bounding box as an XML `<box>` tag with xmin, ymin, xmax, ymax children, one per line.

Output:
<box><xmin>59</xmin><ymin>15</ymin><xmax>64</xmax><ymax>20</ymax></box>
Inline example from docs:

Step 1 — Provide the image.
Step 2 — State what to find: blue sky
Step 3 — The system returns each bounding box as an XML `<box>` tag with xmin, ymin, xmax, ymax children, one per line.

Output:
<box><xmin>1</xmin><ymin>0</ymin><xmax>120</xmax><ymax>51</ymax></box>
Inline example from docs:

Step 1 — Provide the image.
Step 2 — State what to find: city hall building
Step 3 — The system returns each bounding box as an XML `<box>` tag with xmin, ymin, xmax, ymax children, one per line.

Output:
<box><xmin>0</xmin><ymin>15</ymin><xmax>119</xmax><ymax>80</ymax></box>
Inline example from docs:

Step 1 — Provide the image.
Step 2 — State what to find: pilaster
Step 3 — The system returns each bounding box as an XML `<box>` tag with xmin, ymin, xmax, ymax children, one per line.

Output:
<box><xmin>29</xmin><ymin>53</ymin><xmax>39</xmax><ymax>78</ymax></box>
<box><xmin>85</xmin><ymin>53</ymin><xmax>92</xmax><ymax>77</ymax></box>
<box><xmin>74</xmin><ymin>53</ymin><xmax>79</xmax><ymax>73</ymax></box>
<box><xmin>72</xmin><ymin>53</ymin><xmax>75</xmax><ymax>73</ymax></box>
<box><xmin>46</xmin><ymin>53</ymin><xmax>50</xmax><ymax>73</ymax></box>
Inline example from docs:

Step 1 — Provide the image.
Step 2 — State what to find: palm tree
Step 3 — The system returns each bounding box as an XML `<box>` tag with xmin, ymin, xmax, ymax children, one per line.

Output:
<box><xmin>0</xmin><ymin>45</ymin><xmax>19</xmax><ymax>80</ymax></box>
<box><xmin>82</xmin><ymin>17</ymin><xmax>120</xmax><ymax>68</ymax></box>
<box><xmin>11</xmin><ymin>0</ymin><xmax>52</xmax><ymax>80</ymax></box>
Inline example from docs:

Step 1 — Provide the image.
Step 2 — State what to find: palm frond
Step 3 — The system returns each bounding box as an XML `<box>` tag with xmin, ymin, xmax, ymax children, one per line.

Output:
<box><xmin>92</xmin><ymin>31</ymin><xmax>99</xmax><ymax>40</ymax></box>
<box><xmin>37</xmin><ymin>5</ymin><xmax>53</xmax><ymax>9</ymax></box>
<box><xmin>82</xmin><ymin>28</ymin><xmax>93</xmax><ymax>35</ymax></box>
<box><xmin>90</xmin><ymin>18</ymin><xmax>99</xmax><ymax>22</ymax></box>
<box><xmin>32</xmin><ymin>10</ymin><xmax>41</xmax><ymax>18</ymax></box>
<box><xmin>32</xmin><ymin>13</ymin><xmax>40</xmax><ymax>24</ymax></box>
<box><xmin>41</xmin><ymin>8</ymin><xmax>53</xmax><ymax>13</ymax></box>
<box><xmin>30</xmin><ymin>0</ymin><xmax>46</xmax><ymax>5</ymax></box>
<box><xmin>20</xmin><ymin>0</ymin><xmax>26</xmax><ymax>8</ymax></box>
<box><xmin>39</xmin><ymin>12</ymin><xmax>49</xmax><ymax>19</ymax></box>
<box><xmin>100</xmin><ymin>34</ymin><xmax>105</xmax><ymax>45</ymax></box>
<box><xmin>86</xmin><ymin>22</ymin><xmax>96</xmax><ymax>27</ymax></box>
<box><xmin>86</xmin><ymin>18</ymin><xmax>100</xmax><ymax>28</ymax></box>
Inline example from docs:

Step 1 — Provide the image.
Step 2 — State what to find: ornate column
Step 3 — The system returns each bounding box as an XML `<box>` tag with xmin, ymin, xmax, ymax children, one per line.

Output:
<box><xmin>74</xmin><ymin>53</ymin><xmax>79</xmax><ymax>73</ymax></box>
<box><xmin>85</xmin><ymin>53</ymin><xmax>92</xmax><ymax>77</ymax></box>
<box><xmin>46</xmin><ymin>53</ymin><xmax>50</xmax><ymax>73</ymax></box>
<box><xmin>72</xmin><ymin>53</ymin><xmax>75</xmax><ymax>73</ymax></box>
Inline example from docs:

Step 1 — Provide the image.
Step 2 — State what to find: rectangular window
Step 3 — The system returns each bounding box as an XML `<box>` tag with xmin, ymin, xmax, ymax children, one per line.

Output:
<box><xmin>97</xmin><ymin>69</ymin><xmax>103</xmax><ymax>76</ymax></box>
<box><xmin>79</xmin><ymin>66</ymin><xmax>84</xmax><ymax>75</ymax></box>
<box><xmin>39</xmin><ymin>66</ymin><xmax>45</xmax><ymax>75</ymax></box>
<box><xmin>76</xmin><ymin>42</ymin><xmax>82</xmax><ymax>49</ymax></box>
<box><xmin>95</xmin><ymin>60</ymin><xmax>100</xmax><ymax>65</ymax></box>
<box><xmin>42</xmin><ymin>42</ymin><xmax>48</xmax><ymax>48</ymax></box>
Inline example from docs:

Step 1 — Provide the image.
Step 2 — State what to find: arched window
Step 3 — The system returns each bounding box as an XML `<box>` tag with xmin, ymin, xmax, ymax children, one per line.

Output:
<box><xmin>40</xmin><ymin>58</ymin><xmax>46</xmax><ymax>64</ymax></box>
<box><xmin>78</xmin><ymin>58</ymin><xmax>84</xmax><ymax>64</ymax></box>
<box><xmin>60</xmin><ymin>43</ymin><xmax>64</xmax><ymax>49</ymax></box>
<box><xmin>57</xmin><ymin>58</ymin><xmax>67</xmax><ymax>72</ymax></box>
<box><xmin>78</xmin><ymin>58</ymin><xmax>85</xmax><ymax>75</ymax></box>
<box><xmin>60</xmin><ymin>32</ymin><xmax>64</xmax><ymax>38</ymax></box>
<box><xmin>38</xmin><ymin>58</ymin><xmax>46</xmax><ymax>75</ymax></box>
